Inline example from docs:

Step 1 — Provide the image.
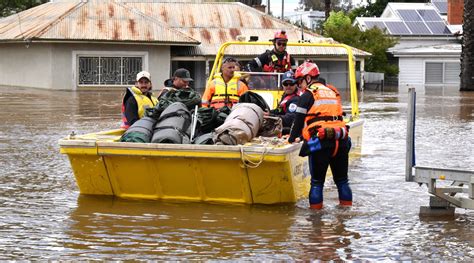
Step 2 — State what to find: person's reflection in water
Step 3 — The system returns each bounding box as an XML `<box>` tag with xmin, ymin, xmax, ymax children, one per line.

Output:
<box><xmin>300</xmin><ymin>212</ymin><xmax>360</xmax><ymax>261</ymax></box>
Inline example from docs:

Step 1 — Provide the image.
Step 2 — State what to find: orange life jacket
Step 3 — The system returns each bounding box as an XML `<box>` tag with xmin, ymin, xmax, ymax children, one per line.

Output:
<box><xmin>302</xmin><ymin>83</ymin><xmax>346</xmax><ymax>141</ymax></box>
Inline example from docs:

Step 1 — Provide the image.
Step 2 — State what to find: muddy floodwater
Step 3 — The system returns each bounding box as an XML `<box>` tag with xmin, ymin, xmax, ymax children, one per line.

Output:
<box><xmin>0</xmin><ymin>86</ymin><xmax>472</xmax><ymax>260</ymax></box>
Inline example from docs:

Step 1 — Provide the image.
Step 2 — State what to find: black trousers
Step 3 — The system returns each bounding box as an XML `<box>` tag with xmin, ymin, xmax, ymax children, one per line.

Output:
<box><xmin>308</xmin><ymin>138</ymin><xmax>351</xmax><ymax>186</ymax></box>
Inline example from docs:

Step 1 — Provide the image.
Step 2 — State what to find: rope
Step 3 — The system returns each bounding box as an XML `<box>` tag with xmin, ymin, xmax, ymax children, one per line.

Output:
<box><xmin>240</xmin><ymin>142</ymin><xmax>269</xmax><ymax>168</ymax></box>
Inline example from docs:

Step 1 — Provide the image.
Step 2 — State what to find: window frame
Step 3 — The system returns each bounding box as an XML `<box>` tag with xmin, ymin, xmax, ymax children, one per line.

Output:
<box><xmin>424</xmin><ymin>60</ymin><xmax>460</xmax><ymax>85</ymax></box>
<box><xmin>72</xmin><ymin>51</ymin><xmax>148</xmax><ymax>89</ymax></box>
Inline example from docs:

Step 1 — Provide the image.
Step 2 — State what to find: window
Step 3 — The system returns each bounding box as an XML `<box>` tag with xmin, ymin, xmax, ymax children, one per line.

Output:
<box><xmin>425</xmin><ymin>62</ymin><xmax>460</xmax><ymax>84</ymax></box>
<box><xmin>78</xmin><ymin>56</ymin><xmax>143</xmax><ymax>85</ymax></box>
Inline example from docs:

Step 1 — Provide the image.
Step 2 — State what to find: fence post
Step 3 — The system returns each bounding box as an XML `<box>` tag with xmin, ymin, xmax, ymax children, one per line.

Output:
<box><xmin>406</xmin><ymin>88</ymin><xmax>416</xmax><ymax>182</ymax></box>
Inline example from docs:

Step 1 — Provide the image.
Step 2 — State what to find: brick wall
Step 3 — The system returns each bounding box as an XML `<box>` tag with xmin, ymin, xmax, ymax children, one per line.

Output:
<box><xmin>448</xmin><ymin>0</ymin><xmax>464</xmax><ymax>25</ymax></box>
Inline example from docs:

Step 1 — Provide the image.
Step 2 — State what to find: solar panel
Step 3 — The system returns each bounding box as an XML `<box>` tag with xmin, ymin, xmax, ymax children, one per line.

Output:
<box><xmin>426</xmin><ymin>21</ymin><xmax>452</xmax><ymax>34</ymax></box>
<box><xmin>432</xmin><ymin>0</ymin><xmax>448</xmax><ymax>14</ymax></box>
<box><xmin>398</xmin><ymin>10</ymin><xmax>422</xmax><ymax>21</ymax></box>
<box><xmin>417</xmin><ymin>9</ymin><xmax>443</xmax><ymax>21</ymax></box>
<box><xmin>385</xmin><ymin>21</ymin><xmax>411</xmax><ymax>35</ymax></box>
<box><xmin>365</xmin><ymin>21</ymin><xmax>387</xmax><ymax>31</ymax></box>
<box><xmin>405</xmin><ymin>22</ymin><xmax>431</xmax><ymax>35</ymax></box>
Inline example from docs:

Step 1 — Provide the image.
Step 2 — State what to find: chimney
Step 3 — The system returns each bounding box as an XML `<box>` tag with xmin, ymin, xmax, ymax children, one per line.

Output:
<box><xmin>447</xmin><ymin>0</ymin><xmax>464</xmax><ymax>25</ymax></box>
<box><xmin>252</xmin><ymin>5</ymin><xmax>266</xmax><ymax>13</ymax></box>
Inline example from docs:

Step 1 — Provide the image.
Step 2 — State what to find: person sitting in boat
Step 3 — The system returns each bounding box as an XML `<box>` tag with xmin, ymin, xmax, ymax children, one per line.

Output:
<box><xmin>246</xmin><ymin>30</ymin><xmax>296</xmax><ymax>73</ymax></box>
<box><xmin>121</xmin><ymin>71</ymin><xmax>158</xmax><ymax>129</ymax></box>
<box><xmin>269</xmin><ymin>70</ymin><xmax>300</xmax><ymax>134</ymax></box>
<box><xmin>158</xmin><ymin>68</ymin><xmax>194</xmax><ymax>99</ymax></box>
<box><xmin>288</xmin><ymin>61</ymin><xmax>352</xmax><ymax>210</ymax></box>
<box><xmin>201</xmin><ymin>57</ymin><xmax>249</xmax><ymax>109</ymax></box>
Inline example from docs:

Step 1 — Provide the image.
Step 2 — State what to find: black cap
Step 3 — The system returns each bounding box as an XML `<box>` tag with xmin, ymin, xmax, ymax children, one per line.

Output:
<box><xmin>173</xmin><ymin>68</ymin><xmax>193</xmax><ymax>81</ymax></box>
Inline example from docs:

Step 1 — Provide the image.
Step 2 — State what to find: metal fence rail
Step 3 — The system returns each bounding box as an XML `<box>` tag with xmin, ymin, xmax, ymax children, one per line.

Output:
<box><xmin>406</xmin><ymin>88</ymin><xmax>474</xmax><ymax>212</ymax></box>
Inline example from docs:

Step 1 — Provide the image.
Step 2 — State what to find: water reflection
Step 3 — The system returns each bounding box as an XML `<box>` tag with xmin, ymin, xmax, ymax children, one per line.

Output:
<box><xmin>65</xmin><ymin>196</ymin><xmax>297</xmax><ymax>260</ymax></box>
<box><xmin>0</xmin><ymin>86</ymin><xmax>473</xmax><ymax>260</ymax></box>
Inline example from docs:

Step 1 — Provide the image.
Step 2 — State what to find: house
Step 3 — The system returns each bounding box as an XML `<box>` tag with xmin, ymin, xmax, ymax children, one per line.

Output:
<box><xmin>353</xmin><ymin>0</ymin><xmax>463</xmax><ymax>92</ymax></box>
<box><xmin>284</xmin><ymin>10</ymin><xmax>325</xmax><ymax>31</ymax></box>
<box><xmin>0</xmin><ymin>0</ymin><xmax>370</xmax><ymax>91</ymax></box>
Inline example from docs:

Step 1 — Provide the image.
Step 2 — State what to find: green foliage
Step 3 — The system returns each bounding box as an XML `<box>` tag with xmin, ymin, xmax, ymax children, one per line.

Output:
<box><xmin>323</xmin><ymin>11</ymin><xmax>351</xmax><ymax>31</ymax></box>
<box><xmin>1</xmin><ymin>0</ymin><xmax>48</xmax><ymax>18</ymax></box>
<box><xmin>348</xmin><ymin>0</ymin><xmax>425</xmax><ymax>22</ymax></box>
<box><xmin>323</xmin><ymin>11</ymin><xmax>399</xmax><ymax>75</ymax></box>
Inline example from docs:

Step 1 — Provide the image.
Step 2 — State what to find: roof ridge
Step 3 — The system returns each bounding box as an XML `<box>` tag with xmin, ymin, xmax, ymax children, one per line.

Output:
<box><xmin>29</xmin><ymin>1</ymin><xmax>85</xmax><ymax>39</ymax></box>
<box><xmin>234</xmin><ymin>2</ymin><xmax>321</xmax><ymax>39</ymax></box>
<box><xmin>115</xmin><ymin>0</ymin><xmax>199</xmax><ymax>43</ymax></box>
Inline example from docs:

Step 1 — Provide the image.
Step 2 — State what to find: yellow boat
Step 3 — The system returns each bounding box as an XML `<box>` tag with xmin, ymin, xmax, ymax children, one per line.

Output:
<box><xmin>59</xmin><ymin>41</ymin><xmax>363</xmax><ymax>204</ymax></box>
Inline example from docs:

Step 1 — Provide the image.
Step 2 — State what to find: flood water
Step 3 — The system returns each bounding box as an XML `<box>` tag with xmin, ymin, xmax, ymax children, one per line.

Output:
<box><xmin>0</xmin><ymin>85</ymin><xmax>473</xmax><ymax>260</ymax></box>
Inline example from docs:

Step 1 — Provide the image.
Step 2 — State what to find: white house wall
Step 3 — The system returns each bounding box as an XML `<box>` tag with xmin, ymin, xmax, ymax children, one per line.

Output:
<box><xmin>50</xmin><ymin>43</ymin><xmax>170</xmax><ymax>90</ymax></box>
<box><xmin>398</xmin><ymin>57</ymin><xmax>424</xmax><ymax>92</ymax></box>
<box><xmin>0</xmin><ymin>43</ymin><xmax>53</xmax><ymax>89</ymax></box>
<box><xmin>398</xmin><ymin>56</ymin><xmax>460</xmax><ymax>93</ymax></box>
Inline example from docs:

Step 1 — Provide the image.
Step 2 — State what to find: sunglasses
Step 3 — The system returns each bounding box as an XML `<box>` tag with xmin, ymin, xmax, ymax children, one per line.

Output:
<box><xmin>282</xmin><ymin>82</ymin><xmax>295</xmax><ymax>86</ymax></box>
<box><xmin>276</xmin><ymin>41</ymin><xmax>287</xmax><ymax>47</ymax></box>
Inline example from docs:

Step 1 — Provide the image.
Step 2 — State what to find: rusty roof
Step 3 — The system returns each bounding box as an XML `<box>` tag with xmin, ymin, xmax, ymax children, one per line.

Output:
<box><xmin>124</xmin><ymin>1</ymin><xmax>370</xmax><ymax>57</ymax></box>
<box><xmin>0</xmin><ymin>1</ymin><xmax>199</xmax><ymax>44</ymax></box>
<box><xmin>0</xmin><ymin>0</ymin><xmax>370</xmax><ymax>57</ymax></box>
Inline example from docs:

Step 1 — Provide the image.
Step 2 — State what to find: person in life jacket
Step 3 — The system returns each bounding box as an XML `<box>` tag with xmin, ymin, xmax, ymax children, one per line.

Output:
<box><xmin>158</xmin><ymin>68</ymin><xmax>194</xmax><ymax>99</ymax></box>
<box><xmin>269</xmin><ymin>70</ymin><xmax>299</xmax><ymax>134</ymax></box>
<box><xmin>288</xmin><ymin>61</ymin><xmax>352</xmax><ymax>210</ymax></box>
<box><xmin>121</xmin><ymin>71</ymin><xmax>158</xmax><ymax>129</ymax></box>
<box><xmin>202</xmin><ymin>57</ymin><xmax>249</xmax><ymax>109</ymax></box>
<box><xmin>246</xmin><ymin>30</ymin><xmax>296</xmax><ymax>73</ymax></box>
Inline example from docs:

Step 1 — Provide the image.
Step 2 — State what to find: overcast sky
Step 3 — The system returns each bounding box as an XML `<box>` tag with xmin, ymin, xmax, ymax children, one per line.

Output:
<box><xmin>269</xmin><ymin>0</ymin><xmax>367</xmax><ymax>18</ymax></box>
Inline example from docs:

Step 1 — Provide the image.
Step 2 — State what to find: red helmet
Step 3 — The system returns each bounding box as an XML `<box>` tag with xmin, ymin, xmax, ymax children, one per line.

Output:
<box><xmin>295</xmin><ymin>61</ymin><xmax>320</xmax><ymax>78</ymax></box>
<box><xmin>273</xmin><ymin>30</ymin><xmax>288</xmax><ymax>41</ymax></box>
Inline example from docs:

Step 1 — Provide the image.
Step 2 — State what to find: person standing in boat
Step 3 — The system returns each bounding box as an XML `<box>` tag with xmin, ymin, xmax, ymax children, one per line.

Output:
<box><xmin>158</xmin><ymin>68</ymin><xmax>194</xmax><ymax>99</ymax></box>
<box><xmin>269</xmin><ymin>70</ymin><xmax>300</xmax><ymax>134</ymax></box>
<box><xmin>288</xmin><ymin>61</ymin><xmax>352</xmax><ymax>210</ymax></box>
<box><xmin>201</xmin><ymin>57</ymin><xmax>249</xmax><ymax>109</ymax></box>
<box><xmin>121</xmin><ymin>71</ymin><xmax>158</xmax><ymax>129</ymax></box>
<box><xmin>246</xmin><ymin>30</ymin><xmax>296</xmax><ymax>73</ymax></box>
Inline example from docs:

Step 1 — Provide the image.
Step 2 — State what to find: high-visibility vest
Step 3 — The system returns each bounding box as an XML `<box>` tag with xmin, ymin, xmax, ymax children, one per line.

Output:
<box><xmin>121</xmin><ymin>86</ymin><xmax>158</xmax><ymax>129</ymax></box>
<box><xmin>302</xmin><ymin>83</ymin><xmax>346</xmax><ymax>140</ymax></box>
<box><xmin>202</xmin><ymin>74</ymin><xmax>245</xmax><ymax>109</ymax></box>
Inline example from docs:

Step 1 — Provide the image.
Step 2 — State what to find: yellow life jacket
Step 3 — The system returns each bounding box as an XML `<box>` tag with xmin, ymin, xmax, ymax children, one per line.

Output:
<box><xmin>121</xmin><ymin>86</ymin><xmax>158</xmax><ymax>129</ymax></box>
<box><xmin>210</xmin><ymin>73</ymin><xmax>241</xmax><ymax>109</ymax></box>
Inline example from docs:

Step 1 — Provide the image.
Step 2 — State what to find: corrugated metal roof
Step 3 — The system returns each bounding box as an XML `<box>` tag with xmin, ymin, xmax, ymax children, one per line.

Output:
<box><xmin>126</xmin><ymin>2</ymin><xmax>370</xmax><ymax>57</ymax></box>
<box><xmin>0</xmin><ymin>0</ymin><xmax>370</xmax><ymax>57</ymax></box>
<box><xmin>0</xmin><ymin>2</ymin><xmax>79</xmax><ymax>39</ymax></box>
<box><xmin>0</xmin><ymin>0</ymin><xmax>199</xmax><ymax>44</ymax></box>
<box><xmin>171</xmin><ymin>28</ymin><xmax>369</xmax><ymax>57</ymax></box>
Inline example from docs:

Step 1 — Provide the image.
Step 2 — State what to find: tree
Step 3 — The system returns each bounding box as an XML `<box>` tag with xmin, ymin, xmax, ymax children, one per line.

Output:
<box><xmin>0</xmin><ymin>0</ymin><xmax>47</xmax><ymax>18</ymax></box>
<box><xmin>460</xmin><ymin>0</ymin><xmax>473</xmax><ymax>91</ymax></box>
<box><xmin>349</xmin><ymin>0</ymin><xmax>423</xmax><ymax>22</ymax></box>
<box><xmin>324</xmin><ymin>11</ymin><xmax>399</xmax><ymax>75</ymax></box>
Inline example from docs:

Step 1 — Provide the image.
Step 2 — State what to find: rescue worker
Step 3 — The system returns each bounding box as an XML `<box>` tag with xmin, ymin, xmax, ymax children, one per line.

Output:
<box><xmin>202</xmin><ymin>57</ymin><xmax>249</xmax><ymax>109</ymax></box>
<box><xmin>288</xmin><ymin>61</ymin><xmax>352</xmax><ymax>210</ymax></box>
<box><xmin>246</xmin><ymin>30</ymin><xmax>296</xmax><ymax>73</ymax></box>
<box><xmin>269</xmin><ymin>70</ymin><xmax>299</xmax><ymax>134</ymax></box>
<box><xmin>121</xmin><ymin>71</ymin><xmax>158</xmax><ymax>129</ymax></box>
<box><xmin>159</xmin><ymin>68</ymin><xmax>194</xmax><ymax>98</ymax></box>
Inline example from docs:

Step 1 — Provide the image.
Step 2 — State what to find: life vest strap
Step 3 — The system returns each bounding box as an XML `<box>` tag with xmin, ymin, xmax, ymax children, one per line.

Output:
<box><xmin>307</xmin><ymin>115</ymin><xmax>343</xmax><ymax>125</ymax></box>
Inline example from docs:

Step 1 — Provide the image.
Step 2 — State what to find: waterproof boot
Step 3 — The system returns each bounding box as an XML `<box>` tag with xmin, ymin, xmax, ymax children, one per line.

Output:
<box><xmin>336</xmin><ymin>179</ymin><xmax>352</xmax><ymax>206</ymax></box>
<box><xmin>309</xmin><ymin>184</ymin><xmax>324</xmax><ymax>210</ymax></box>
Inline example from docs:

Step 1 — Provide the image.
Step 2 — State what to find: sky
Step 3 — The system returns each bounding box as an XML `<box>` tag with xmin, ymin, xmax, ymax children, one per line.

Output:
<box><xmin>268</xmin><ymin>0</ymin><xmax>367</xmax><ymax>18</ymax></box>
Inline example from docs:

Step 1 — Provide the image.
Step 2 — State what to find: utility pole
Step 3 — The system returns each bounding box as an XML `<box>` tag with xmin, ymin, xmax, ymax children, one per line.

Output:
<box><xmin>281</xmin><ymin>0</ymin><xmax>284</xmax><ymax>19</ymax></box>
